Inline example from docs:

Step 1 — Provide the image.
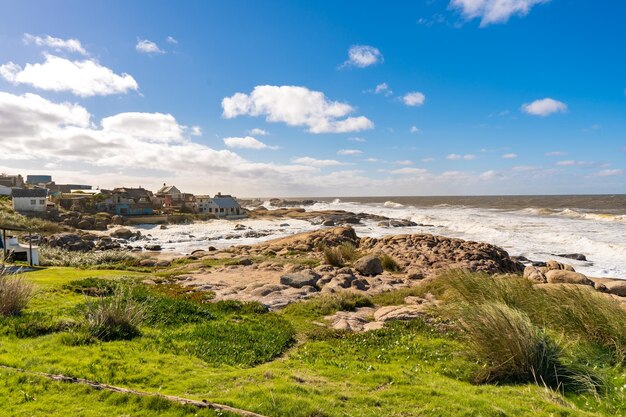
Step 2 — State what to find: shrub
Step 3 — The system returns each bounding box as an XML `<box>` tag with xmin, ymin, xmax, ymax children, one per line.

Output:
<box><xmin>323</xmin><ymin>246</ymin><xmax>344</xmax><ymax>267</ymax></box>
<box><xmin>84</xmin><ymin>290</ymin><xmax>144</xmax><ymax>341</ymax></box>
<box><xmin>64</xmin><ymin>277</ymin><xmax>120</xmax><ymax>297</ymax></box>
<box><xmin>0</xmin><ymin>269</ymin><xmax>33</xmax><ymax>316</ymax></box>
<box><xmin>380</xmin><ymin>254</ymin><xmax>402</xmax><ymax>272</ymax></box>
<box><xmin>0</xmin><ymin>312</ymin><xmax>61</xmax><ymax>338</ymax></box>
<box><xmin>130</xmin><ymin>287</ymin><xmax>213</xmax><ymax>327</ymax></box>
<box><xmin>460</xmin><ymin>302</ymin><xmax>601</xmax><ymax>393</ymax></box>
<box><xmin>38</xmin><ymin>245</ymin><xmax>137</xmax><ymax>268</ymax></box>
<box><xmin>338</xmin><ymin>242</ymin><xmax>358</xmax><ymax>262</ymax></box>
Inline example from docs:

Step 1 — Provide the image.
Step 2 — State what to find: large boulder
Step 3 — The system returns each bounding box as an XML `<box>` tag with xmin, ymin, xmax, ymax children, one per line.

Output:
<box><xmin>374</xmin><ymin>305</ymin><xmax>426</xmax><ymax>322</ymax></box>
<box><xmin>524</xmin><ymin>265</ymin><xmax>547</xmax><ymax>283</ymax></box>
<box><xmin>544</xmin><ymin>270</ymin><xmax>593</xmax><ymax>286</ymax></box>
<box><xmin>354</xmin><ymin>255</ymin><xmax>383</xmax><ymax>276</ymax></box>
<box><xmin>604</xmin><ymin>280</ymin><xmax>626</xmax><ymax>297</ymax></box>
<box><xmin>280</xmin><ymin>270</ymin><xmax>321</xmax><ymax>288</ymax></box>
<box><xmin>111</xmin><ymin>228</ymin><xmax>134</xmax><ymax>239</ymax></box>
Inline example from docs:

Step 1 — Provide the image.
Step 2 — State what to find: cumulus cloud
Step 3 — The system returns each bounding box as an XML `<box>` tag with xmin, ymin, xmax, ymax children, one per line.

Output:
<box><xmin>223</xmin><ymin>136</ymin><xmax>278</xmax><ymax>150</ymax></box>
<box><xmin>447</xmin><ymin>153</ymin><xmax>476</xmax><ymax>160</ymax></box>
<box><xmin>0</xmin><ymin>54</ymin><xmax>138</xmax><ymax>97</ymax></box>
<box><xmin>166</xmin><ymin>36</ymin><xmax>178</xmax><ymax>45</ymax></box>
<box><xmin>23</xmin><ymin>33</ymin><xmax>87</xmax><ymax>55</ymax></box>
<box><xmin>190</xmin><ymin>126</ymin><xmax>202</xmax><ymax>136</ymax></box>
<box><xmin>450</xmin><ymin>0</ymin><xmax>550</xmax><ymax>27</ymax></box>
<box><xmin>337</xmin><ymin>149</ymin><xmax>363</xmax><ymax>156</ymax></box>
<box><xmin>521</xmin><ymin>98</ymin><xmax>567</xmax><ymax>116</ymax></box>
<box><xmin>136</xmin><ymin>39</ymin><xmax>165</xmax><ymax>54</ymax></box>
<box><xmin>342</xmin><ymin>45</ymin><xmax>383</xmax><ymax>68</ymax></box>
<box><xmin>371</xmin><ymin>82</ymin><xmax>392</xmax><ymax>96</ymax></box>
<box><xmin>593</xmin><ymin>169</ymin><xmax>623</xmax><ymax>177</ymax></box>
<box><xmin>403</xmin><ymin>91</ymin><xmax>426</xmax><ymax>107</ymax></box>
<box><xmin>480</xmin><ymin>170</ymin><xmax>504</xmax><ymax>180</ymax></box>
<box><xmin>410</xmin><ymin>126</ymin><xmax>422</xmax><ymax>134</ymax></box>
<box><xmin>222</xmin><ymin>85</ymin><xmax>374</xmax><ymax>134</ymax></box>
<box><xmin>502</xmin><ymin>153</ymin><xmax>518</xmax><ymax>159</ymax></box>
<box><xmin>248</xmin><ymin>128</ymin><xmax>269</xmax><ymax>136</ymax></box>
<box><xmin>291</xmin><ymin>157</ymin><xmax>346</xmax><ymax>167</ymax></box>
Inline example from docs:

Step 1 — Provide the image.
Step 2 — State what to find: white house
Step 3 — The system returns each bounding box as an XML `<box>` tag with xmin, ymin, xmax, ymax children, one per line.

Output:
<box><xmin>0</xmin><ymin>185</ymin><xmax>11</xmax><ymax>196</ymax></box>
<box><xmin>195</xmin><ymin>193</ymin><xmax>242</xmax><ymax>218</ymax></box>
<box><xmin>11</xmin><ymin>188</ymin><xmax>48</xmax><ymax>213</ymax></box>
<box><xmin>0</xmin><ymin>234</ymin><xmax>39</xmax><ymax>266</ymax></box>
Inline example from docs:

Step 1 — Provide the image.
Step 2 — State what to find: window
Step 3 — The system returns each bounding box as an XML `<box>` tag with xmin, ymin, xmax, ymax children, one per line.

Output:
<box><xmin>30</xmin><ymin>199</ymin><xmax>36</xmax><ymax>205</ymax></box>
<box><xmin>220</xmin><ymin>208</ymin><xmax>224</xmax><ymax>213</ymax></box>
<box><xmin>39</xmin><ymin>199</ymin><xmax>45</xmax><ymax>205</ymax></box>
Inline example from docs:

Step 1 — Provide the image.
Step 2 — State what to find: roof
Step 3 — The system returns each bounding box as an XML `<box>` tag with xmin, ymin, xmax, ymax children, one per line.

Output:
<box><xmin>112</xmin><ymin>187</ymin><xmax>153</xmax><ymax>199</ymax></box>
<box><xmin>157</xmin><ymin>185</ymin><xmax>181</xmax><ymax>195</ymax></box>
<box><xmin>212</xmin><ymin>195</ymin><xmax>240</xmax><ymax>209</ymax></box>
<box><xmin>11</xmin><ymin>188</ymin><xmax>48</xmax><ymax>198</ymax></box>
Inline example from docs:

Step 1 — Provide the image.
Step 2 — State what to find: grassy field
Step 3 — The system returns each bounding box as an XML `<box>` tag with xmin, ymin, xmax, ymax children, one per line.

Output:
<box><xmin>0</xmin><ymin>266</ymin><xmax>625</xmax><ymax>416</ymax></box>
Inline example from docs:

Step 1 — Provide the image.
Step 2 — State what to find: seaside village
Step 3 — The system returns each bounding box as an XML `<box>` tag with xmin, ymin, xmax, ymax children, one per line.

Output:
<box><xmin>0</xmin><ymin>172</ymin><xmax>243</xmax><ymax>265</ymax></box>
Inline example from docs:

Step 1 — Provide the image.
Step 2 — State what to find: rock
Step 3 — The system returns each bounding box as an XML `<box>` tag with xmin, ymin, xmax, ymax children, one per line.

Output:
<box><xmin>322</xmin><ymin>220</ymin><xmax>335</xmax><ymax>226</ymax></box>
<box><xmin>45</xmin><ymin>233</ymin><xmax>94</xmax><ymax>252</ymax></box>
<box><xmin>603</xmin><ymin>281</ymin><xmax>626</xmax><ymax>297</ymax></box>
<box><xmin>156</xmin><ymin>260</ymin><xmax>170</xmax><ymax>267</ymax></box>
<box><xmin>374</xmin><ymin>305</ymin><xmax>426</xmax><ymax>322</ymax></box>
<box><xmin>377</xmin><ymin>219</ymin><xmax>418</xmax><ymax>228</ymax></box>
<box><xmin>524</xmin><ymin>265</ymin><xmax>547</xmax><ymax>283</ymax></box>
<box><xmin>139</xmin><ymin>259</ymin><xmax>157</xmax><ymax>267</ymax></box>
<box><xmin>544</xmin><ymin>270</ymin><xmax>593</xmax><ymax>286</ymax></box>
<box><xmin>555</xmin><ymin>253</ymin><xmax>587</xmax><ymax>261</ymax></box>
<box><xmin>234</xmin><ymin>224</ymin><xmax>247</xmax><ymax>230</ymax></box>
<box><xmin>280</xmin><ymin>270</ymin><xmax>321</xmax><ymax>288</ymax></box>
<box><xmin>111</xmin><ymin>215</ymin><xmax>125</xmax><ymax>225</ymax></box>
<box><xmin>111</xmin><ymin>228</ymin><xmax>134</xmax><ymax>239</ymax></box>
<box><xmin>250</xmin><ymin>284</ymin><xmax>289</xmax><ymax>297</ymax></box>
<box><xmin>351</xmin><ymin>278</ymin><xmax>370</xmax><ymax>291</ymax></box>
<box><xmin>208</xmin><ymin>246</ymin><xmax>217</xmax><ymax>251</ymax></box>
<box><xmin>238</xmin><ymin>258</ymin><xmax>253</xmax><ymax>266</ymax></box>
<box><xmin>160</xmin><ymin>225</ymin><xmax>168</xmax><ymax>230</ymax></box>
<box><xmin>144</xmin><ymin>244</ymin><xmax>162</xmax><ymax>251</ymax></box>
<box><xmin>354</xmin><ymin>255</ymin><xmax>383</xmax><ymax>276</ymax></box>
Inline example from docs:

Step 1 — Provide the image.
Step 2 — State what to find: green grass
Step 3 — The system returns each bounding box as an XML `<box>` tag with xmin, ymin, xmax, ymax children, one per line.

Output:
<box><xmin>0</xmin><ymin>197</ymin><xmax>64</xmax><ymax>234</ymax></box>
<box><xmin>0</xmin><ymin>267</ymin><xmax>625</xmax><ymax>416</ymax></box>
<box><xmin>380</xmin><ymin>253</ymin><xmax>402</xmax><ymax>273</ymax></box>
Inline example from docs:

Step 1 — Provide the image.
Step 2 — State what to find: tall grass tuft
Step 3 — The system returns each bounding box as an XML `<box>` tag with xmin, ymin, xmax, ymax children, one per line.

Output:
<box><xmin>380</xmin><ymin>253</ymin><xmax>402</xmax><ymax>272</ymax></box>
<box><xmin>0</xmin><ymin>268</ymin><xmax>33</xmax><ymax>316</ymax></box>
<box><xmin>323</xmin><ymin>246</ymin><xmax>344</xmax><ymax>267</ymax></box>
<box><xmin>321</xmin><ymin>242</ymin><xmax>359</xmax><ymax>267</ymax></box>
<box><xmin>84</xmin><ymin>289</ymin><xmax>145</xmax><ymax>341</ymax></box>
<box><xmin>39</xmin><ymin>245</ymin><xmax>137</xmax><ymax>268</ymax></box>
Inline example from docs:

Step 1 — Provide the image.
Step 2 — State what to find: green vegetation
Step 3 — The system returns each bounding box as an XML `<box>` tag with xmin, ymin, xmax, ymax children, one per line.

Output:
<box><xmin>0</xmin><ymin>196</ymin><xmax>64</xmax><ymax>234</ymax></box>
<box><xmin>0</xmin><ymin>266</ymin><xmax>625</xmax><ymax>416</ymax></box>
<box><xmin>38</xmin><ymin>245</ymin><xmax>139</xmax><ymax>268</ymax></box>
<box><xmin>82</xmin><ymin>289</ymin><xmax>145</xmax><ymax>341</ymax></box>
<box><xmin>321</xmin><ymin>242</ymin><xmax>359</xmax><ymax>267</ymax></box>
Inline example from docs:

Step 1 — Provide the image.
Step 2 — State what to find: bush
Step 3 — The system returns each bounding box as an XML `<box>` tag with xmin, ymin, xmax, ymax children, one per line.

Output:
<box><xmin>129</xmin><ymin>287</ymin><xmax>213</xmax><ymax>327</ymax></box>
<box><xmin>322</xmin><ymin>242</ymin><xmax>359</xmax><ymax>268</ymax></box>
<box><xmin>38</xmin><ymin>245</ymin><xmax>137</xmax><ymax>268</ymax></box>
<box><xmin>83</xmin><ymin>290</ymin><xmax>144</xmax><ymax>341</ymax></box>
<box><xmin>380</xmin><ymin>254</ymin><xmax>402</xmax><ymax>272</ymax></box>
<box><xmin>0</xmin><ymin>269</ymin><xmax>33</xmax><ymax>316</ymax></box>
<box><xmin>64</xmin><ymin>277</ymin><xmax>120</xmax><ymax>297</ymax></box>
<box><xmin>323</xmin><ymin>246</ymin><xmax>344</xmax><ymax>267</ymax></box>
<box><xmin>460</xmin><ymin>302</ymin><xmax>602</xmax><ymax>393</ymax></box>
<box><xmin>0</xmin><ymin>312</ymin><xmax>62</xmax><ymax>338</ymax></box>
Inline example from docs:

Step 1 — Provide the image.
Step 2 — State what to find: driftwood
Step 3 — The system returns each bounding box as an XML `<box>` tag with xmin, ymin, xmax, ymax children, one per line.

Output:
<box><xmin>0</xmin><ymin>365</ymin><xmax>268</xmax><ymax>417</ymax></box>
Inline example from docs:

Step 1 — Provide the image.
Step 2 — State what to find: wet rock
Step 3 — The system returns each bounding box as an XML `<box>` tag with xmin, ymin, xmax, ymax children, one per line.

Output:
<box><xmin>144</xmin><ymin>244</ymin><xmax>162</xmax><ymax>251</ymax></box>
<box><xmin>354</xmin><ymin>255</ymin><xmax>383</xmax><ymax>276</ymax></box>
<box><xmin>603</xmin><ymin>281</ymin><xmax>626</xmax><ymax>297</ymax></box>
<box><xmin>111</xmin><ymin>228</ymin><xmax>134</xmax><ymax>239</ymax></box>
<box><xmin>555</xmin><ymin>253</ymin><xmax>587</xmax><ymax>262</ymax></box>
<box><xmin>377</xmin><ymin>219</ymin><xmax>418</xmax><ymax>228</ymax></box>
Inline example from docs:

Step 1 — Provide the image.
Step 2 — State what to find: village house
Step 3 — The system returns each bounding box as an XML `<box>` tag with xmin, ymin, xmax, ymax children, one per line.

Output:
<box><xmin>11</xmin><ymin>188</ymin><xmax>48</xmax><ymax>213</ymax></box>
<box><xmin>0</xmin><ymin>174</ymin><xmax>24</xmax><ymax>188</ymax></box>
<box><xmin>212</xmin><ymin>193</ymin><xmax>242</xmax><ymax>217</ymax></box>
<box><xmin>102</xmin><ymin>187</ymin><xmax>157</xmax><ymax>216</ymax></box>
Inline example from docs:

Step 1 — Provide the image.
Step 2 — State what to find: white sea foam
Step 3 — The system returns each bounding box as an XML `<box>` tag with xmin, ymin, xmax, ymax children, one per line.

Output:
<box><xmin>129</xmin><ymin>200</ymin><xmax>626</xmax><ymax>279</ymax></box>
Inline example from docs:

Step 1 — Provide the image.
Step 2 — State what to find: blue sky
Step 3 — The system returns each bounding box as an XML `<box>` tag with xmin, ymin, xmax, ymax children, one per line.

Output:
<box><xmin>0</xmin><ymin>0</ymin><xmax>624</xmax><ymax>196</ymax></box>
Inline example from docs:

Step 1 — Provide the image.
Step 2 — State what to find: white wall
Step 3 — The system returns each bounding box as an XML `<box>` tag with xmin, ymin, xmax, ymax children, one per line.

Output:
<box><xmin>0</xmin><ymin>185</ymin><xmax>11</xmax><ymax>196</ymax></box>
<box><xmin>13</xmin><ymin>196</ymin><xmax>46</xmax><ymax>212</ymax></box>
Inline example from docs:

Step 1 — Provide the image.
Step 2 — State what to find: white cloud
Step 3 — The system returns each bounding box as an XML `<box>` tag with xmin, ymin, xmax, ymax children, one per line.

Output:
<box><xmin>342</xmin><ymin>45</ymin><xmax>383</xmax><ymax>68</ymax></box>
<box><xmin>394</xmin><ymin>160</ymin><xmax>413</xmax><ymax>166</ymax></box>
<box><xmin>373</xmin><ymin>82</ymin><xmax>392</xmax><ymax>96</ymax></box>
<box><xmin>190</xmin><ymin>126</ymin><xmax>202</xmax><ymax>136</ymax></box>
<box><xmin>337</xmin><ymin>149</ymin><xmax>363</xmax><ymax>156</ymax></box>
<box><xmin>422</xmin><ymin>157</ymin><xmax>435</xmax><ymax>162</ymax></box>
<box><xmin>410</xmin><ymin>126</ymin><xmax>422</xmax><ymax>134</ymax></box>
<box><xmin>593</xmin><ymin>169</ymin><xmax>623</xmax><ymax>177</ymax></box>
<box><xmin>450</xmin><ymin>0</ymin><xmax>550</xmax><ymax>27</ymax></box>
<box><xmin>291</xmin><ymin>157</ymin><xmax>346</xmax><ymax>167</ymax></box>
<box><xmin>363</xmin><ymin>158</ymin><xmax>379</xmax><ymax>162</ymax></box>
<box><xmin>136</xmin><ymin>39</ymin><xmax>165</xmax><ymax>54</ymax></box>
<box><xmin>556</xmin><ymin>160</ymin><xmax>593</xmax><ymax>166</ymax></box>
<box><xmin>166</xmin><ymin>36</ymin><xmax>178</xmax><ymax>45</ymax></box>
<box><xmin>521</xmin><ymin>98</ymin><xmax>567</xmax><ymax>116</ymax></box>
<box><xmin>502</xmin><ymin>153</ymin><xmax>518</xmax><ymax>159</ymax></box>
<box><xmin>403</xmin><ymin>91</ymin><xmax>426</xmax><ymax>107</ymax></box>
<box><xmin>389</xmin><ymin>167</ymin><xmax>428</xmax><ymax>175</ymax></box>
<box><xmin>222</xmin><ymin>85</ymin><xmax>374</xmax><ymax>134</ymax></box>
<box><xmin>480</xmin><ymin>170</ymin><xmax>503</xmax><ymax>180</ymax></box>
<box><xmin>23</xmin><ymin>33</ymin><xmax>88</xmax><ymax>55</ymax></box>
<box><xmin>545</xmin><ymin>151</ymin><xmax>567</xmax><ymax>156</ymax></box>
<box><xmin>0</xmin><ymin>54</ymin><xmax>138</xmax><ymax>97</ymax></box>
<box><xmin>447</xmin><ymin>153</ymin><xmax>476</xmax><ymax>160</ymax></box>
<box><xmin>347</xmin><ymin>136</ymin><xmax>365</xmax><ymax>142</ymax></box>
<box><xmin>248</xmin><ymin>128</ymin><xmax>269</xmax><ymax>136</ymax></box>
<box><xmin>223</xmin><ymin>136</ymin><xmax>278</xmax><ymax>150</ymax></box>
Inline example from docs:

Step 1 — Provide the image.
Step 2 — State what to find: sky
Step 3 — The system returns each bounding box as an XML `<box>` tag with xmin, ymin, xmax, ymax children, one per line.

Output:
<box><xmin>0</xmin><ymin>0</ymin><xmax>625</xmax><ymax>197</ymax></box>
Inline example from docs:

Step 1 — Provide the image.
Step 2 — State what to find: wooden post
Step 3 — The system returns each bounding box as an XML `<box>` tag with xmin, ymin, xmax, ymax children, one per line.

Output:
<box><xmin>28</xmin><ymin>230</ymin><xmax>33</xmax><ymax>267</ymax></box>
<box><xmin>2</xmin><ymin>228</ymin><xmax>6</xmax><ymax>262</ymax></box>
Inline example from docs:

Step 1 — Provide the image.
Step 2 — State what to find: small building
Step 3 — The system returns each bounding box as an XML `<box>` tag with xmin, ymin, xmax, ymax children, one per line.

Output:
<box><xmin>26</xmin><ymin>175</ymin><xmax>52</xmax><ymax>185</ymax></box>
<box><xmin>11</xmin><ymin>188</ymin><xmax>48</xmax><ymax>213</ymax></box>
<box><xmin>104</xmin><ymin>187</ymin><xmax>156</xmax><ymax>216</ymax></box>
<box><xmin>0</xmin><ymin>233</ymin><xmax>39</xmax><ymax>266</ymax></box>
<box><xmin>0</xmin><ymin>174</ymin><xmax>24</xmax><ymax>188</ymax></box>
<box><xmin>212</xmin><ymin>193</ymin><xmax>242</xmax><ymax>217</ymax></box>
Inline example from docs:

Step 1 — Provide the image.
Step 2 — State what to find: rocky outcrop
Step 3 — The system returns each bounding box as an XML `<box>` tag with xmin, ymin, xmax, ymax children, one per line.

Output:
<box><xmin>524</xmin><ymin>261</ymin><xmax>594</xmax><ymax>287</ymax></box>
<box><xmin>359</xmin><ymin>234</ymin><xmax>524</xmax><ymax>276</ymax></box>
<box><xmin>280</xmin><ymin>270</ymin><xmax>320</xmax><ymax>288</ymax></box>
<box><xmin>604</xmin><ymin>281</ymin><xmax>626</xmax><ymax>297</ymax></box>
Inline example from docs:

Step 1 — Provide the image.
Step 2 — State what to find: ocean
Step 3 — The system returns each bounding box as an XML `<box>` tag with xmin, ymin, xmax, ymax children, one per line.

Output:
<box><xmin>128</xmin><ymin>195</ymin><xmax>626</xmax><ymax>279</ymax></box>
